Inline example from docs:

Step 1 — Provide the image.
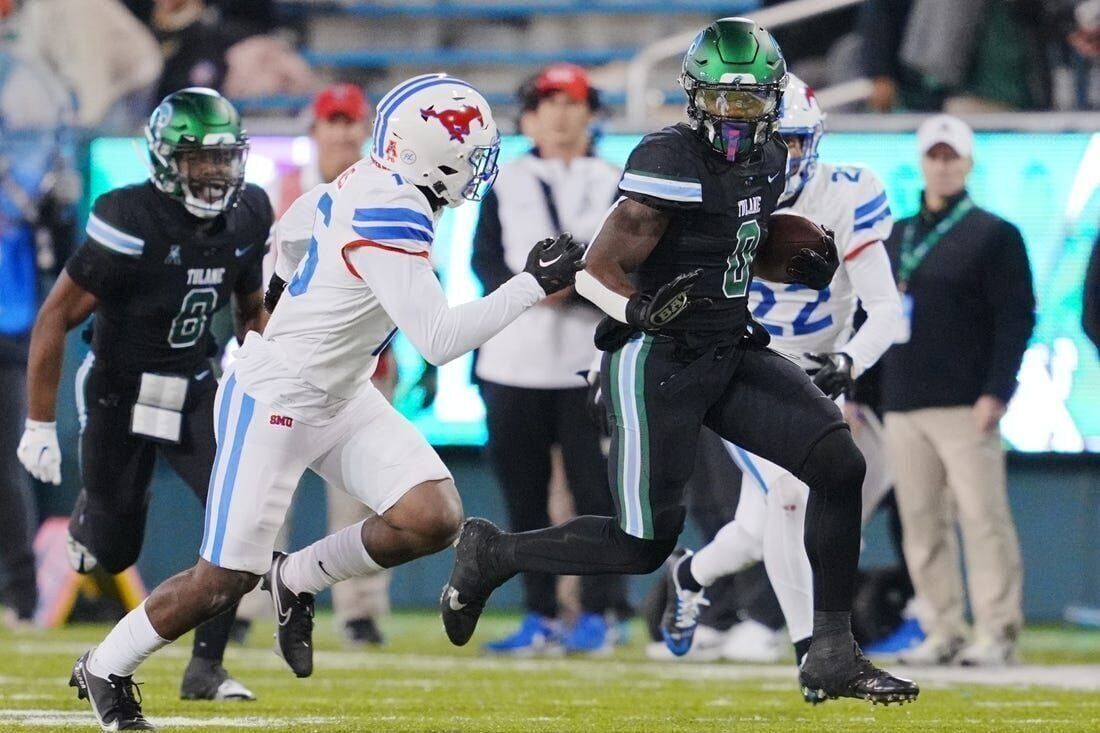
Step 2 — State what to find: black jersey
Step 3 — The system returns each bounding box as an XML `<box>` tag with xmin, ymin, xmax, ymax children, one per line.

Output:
<box><xmin>618</xmin><ymin>123</ymin><xmax>786</xmax><ymax>337</ymax></box>
<box><xmin>65</xmin><ymin>182</ymin><xmax>272</xmax><ymax>376</ymax></box>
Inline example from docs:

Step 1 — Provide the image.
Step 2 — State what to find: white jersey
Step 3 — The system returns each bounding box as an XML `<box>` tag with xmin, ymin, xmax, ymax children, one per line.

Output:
<box><xmin>750</xmin><ymin>162</ymin><xmax>899</xmax><ymax>375</ymax></box>
<box><xmin>233</xmin><ymin>161</ymin><xmax>544</xmax><ymax>423</ymax></box>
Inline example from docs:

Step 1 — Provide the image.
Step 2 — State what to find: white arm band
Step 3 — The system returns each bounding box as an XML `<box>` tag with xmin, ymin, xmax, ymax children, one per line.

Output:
<box><xmin>576</xmin><ymin>269</ymin><xmax>630</xmax><ymax>324</ymax></box>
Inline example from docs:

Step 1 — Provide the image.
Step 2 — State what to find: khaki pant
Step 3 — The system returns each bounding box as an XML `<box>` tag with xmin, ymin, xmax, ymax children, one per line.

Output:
<box><xmin>884</xmin><ymin>407</ymin><xmax>1023</xmax><ymax>641</ymax></box>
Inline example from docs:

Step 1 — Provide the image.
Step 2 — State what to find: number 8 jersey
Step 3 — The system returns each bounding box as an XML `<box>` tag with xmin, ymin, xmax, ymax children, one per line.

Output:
<box><xmin>749</xmin><ymin>162</ymin><xmax>897</xmax><ymax>375</ymax></box>
<box><xmin>65</xmin><ymin>181</ymin><xmax>272</xmax><ymax>375</ymax></box>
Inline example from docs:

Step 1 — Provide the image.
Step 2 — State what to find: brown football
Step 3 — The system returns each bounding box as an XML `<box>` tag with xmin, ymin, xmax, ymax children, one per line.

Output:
<box><xmin>752</xmin><ymin>212</ymin><xmax>830</xmax><ymax>283</ymax></box>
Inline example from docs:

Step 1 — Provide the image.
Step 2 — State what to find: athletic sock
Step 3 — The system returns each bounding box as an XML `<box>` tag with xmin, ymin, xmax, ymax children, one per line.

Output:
<box><xmin>280</xmin><ymin>520</ymin><xmax>383</xmax><ymax>595</ymax></box>
<box><xmin>88</xmin><ymin>601</ymin><xmax>169</xmax><ymax>678</ymax></box>
<box><xmin>676</xmin><ymin>555</ymin><xmax>704</xmax><ymax>592</ymax></box>
<box><xmin>192</xmin><ymin>603</ymin><xmax>237</xmax><ymax>662</ymax></box>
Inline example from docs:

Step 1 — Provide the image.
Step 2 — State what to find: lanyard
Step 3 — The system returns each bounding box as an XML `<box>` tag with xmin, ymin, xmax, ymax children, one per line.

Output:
<box><xmin>898</xmin><ymin>196</ymin><xmax>974</xmax><ymax>288</ymax></box>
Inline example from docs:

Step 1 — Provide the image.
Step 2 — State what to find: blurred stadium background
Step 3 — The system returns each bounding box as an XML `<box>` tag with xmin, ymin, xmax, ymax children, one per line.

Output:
<box><xmin>1</xmin><ymin>0</ymin><xmax>1099</xmax><ymax>730</ymax></box>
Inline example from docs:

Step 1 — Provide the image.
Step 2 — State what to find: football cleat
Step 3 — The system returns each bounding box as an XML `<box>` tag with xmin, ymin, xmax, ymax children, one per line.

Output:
<box><xmin>344</xmin><ymin>617</ymin><xmax>386</xmax><ymax>647</ymax></box>
<box><xmin>799</xmin><ymin>640</ymin><xmax>920</xmax><ymax>705</ymax></box>
<box><xmin>179</xmin><ymin>657</ymin><xmax>255</xmax><ymax>701</ymax></box>
<box><xmin>659</xmin><ymin>551</ymin><xmax>710</xmax><ymax>657</ymax></box>
<box><xmin>67</xmin><ymin>532</ymin><xmax>98</xmax><ymax>574</ymax></box>
<box><xmin>262</xmin><ymin>551</ymin><xmax>315</xmax><ymax>678</ymax></box>
<box><xmin>70</xmin><ymin>649</ymin><xmax>155</xmax><ymax>731</ymax></box>
<box><xmin>485</xmin><ymin>613</ymin><xmax>561</xmax><ymax>656</ymax></box>
<box><xmin>440</xmin><ymin>518</ymin><xmax>508</xmax><ymax>646</ymax></box>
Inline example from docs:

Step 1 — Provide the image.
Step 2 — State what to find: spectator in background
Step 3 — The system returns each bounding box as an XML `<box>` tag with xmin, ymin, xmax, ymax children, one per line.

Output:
<box><xmin>0</xmin><ymin>16</ymin><xmax>79</xmax><ymax>628</ymax></box>
<box><xmin>882</xmin><ymin>116</ymin><xmax>1035</xmax><ymax>667</ymax></box>
<box><xmin>472</xmin><ymin>65</ymin><xmax>630</xmax><ymax>654</ymax></box>
<box><xmin>15</xmin><ymin>0</ymin><xmax>162</xmax><ymax>130</ymax></box>
<box><xmin>151</xmin><ymin>0</ymin><xmax>232</xmax><ymax>102</ymax></box>
<box><xmin>860</xmin><ymin>0</ymin><xmax>1053</xmax><ymax>112</ymax></box>
<box><xmin>236</xmin><ymin>85</ymin><xmax>394</xmax><ymax>646</ymax></box>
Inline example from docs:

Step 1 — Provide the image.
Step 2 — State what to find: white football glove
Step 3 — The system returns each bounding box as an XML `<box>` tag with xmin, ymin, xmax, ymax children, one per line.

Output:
<box><xmin>17</xmin><ymin>419</ymin><xmax>62</xmax><ymax>485</ymax></box>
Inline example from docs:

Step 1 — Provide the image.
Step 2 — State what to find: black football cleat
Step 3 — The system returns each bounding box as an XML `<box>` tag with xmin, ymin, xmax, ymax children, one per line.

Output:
<box><xmin>70</xmin><ymin>649</ymin><xmax>155</xmax><ymax>731</ymax></box>
<box><xmin>179</xmin><ymin>657</ymin><xmax>255</xmax><ymax>701</ymax></box>
<box><xmin>262</xmin><ymin>551</ymin><xmax>315</xmax><ymax>678</ymax></box>
<box><xmin>440</xmin><ymin>518</ymin><xmax>508</xmax><ymax>646</ymax></box>
<box><xmin>799</xmin><ymin>640</ymin><xmax>920</xmax><ymax>705</ymax></box>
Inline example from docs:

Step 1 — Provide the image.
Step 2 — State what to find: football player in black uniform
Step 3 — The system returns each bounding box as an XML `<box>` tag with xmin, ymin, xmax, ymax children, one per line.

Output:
<box><xmin>442</xmin><ymin>18</ymin><xmax>919</xmax><ymax>704</ymax></box>
<box><xmin>17</xmin><ymin>88</ymin><xmax>270</xmax><ymax>707</ymax></box>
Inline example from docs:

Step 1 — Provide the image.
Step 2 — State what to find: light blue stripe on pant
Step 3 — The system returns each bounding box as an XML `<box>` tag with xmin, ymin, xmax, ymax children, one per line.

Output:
<box><xmin>209</xmin><ymin>391</ymin><xmax>256</xmax><ymax>565</ymax></box>
<box><xmin>200</xmin><ymin>373</ymin><xmax>236</xmax><ymax>559</ymax></box>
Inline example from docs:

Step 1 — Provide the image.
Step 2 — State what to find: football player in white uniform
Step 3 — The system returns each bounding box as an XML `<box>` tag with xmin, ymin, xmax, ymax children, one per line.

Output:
<box><xmin>69</xmin><ymin>74</ymin><xmax>585</xmax><ymax>731</ymax></box>
<box><xmin>663</xmin><ymin>75</ymin><xmax>903</xmax><ymax>687</ymax></box>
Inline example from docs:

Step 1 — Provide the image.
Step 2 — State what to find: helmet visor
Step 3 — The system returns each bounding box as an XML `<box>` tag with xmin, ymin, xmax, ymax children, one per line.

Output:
<box><xmin>461</xmin><ymin>137</ymin><xmax>500</xmax><ymax>202</ymax></box>
<box><xmin>693</xmin><ymin>87</ymin><xmax>778</xmax><ymax>120</ymax></box>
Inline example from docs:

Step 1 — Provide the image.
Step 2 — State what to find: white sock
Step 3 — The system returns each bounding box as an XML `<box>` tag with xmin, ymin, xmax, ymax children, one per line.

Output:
<box><xmin>281</xmin><ymin>520</ymin><xmax>384</xmax><ymax>595</ymax></box>
<box><xmin>691</xmin><ymin>520</ymin><xmax>763</xmax><ymax>587</ymax></box>
<box><xmin>87</xmin><ymin>601</ymin><xmax>169</xmax><ymax>678</ymax></box>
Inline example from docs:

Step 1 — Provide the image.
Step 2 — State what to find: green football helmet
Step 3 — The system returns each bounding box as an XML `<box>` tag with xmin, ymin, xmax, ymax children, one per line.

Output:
<box><xmin>680</xmin><ymin>17</ymin><xmax>788</xmax><ymax>161</ymax></box>
<box><xmin>145</xmin><ymin>87</ymin><xmax>249</xmax><ymax>219</ymax></box>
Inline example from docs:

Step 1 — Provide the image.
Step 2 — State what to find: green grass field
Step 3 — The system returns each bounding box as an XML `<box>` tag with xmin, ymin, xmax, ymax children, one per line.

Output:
<box><xmin>2</xmin><ymin>612</ymin><xmax>1099</xmax><ymax>732</ymax></box>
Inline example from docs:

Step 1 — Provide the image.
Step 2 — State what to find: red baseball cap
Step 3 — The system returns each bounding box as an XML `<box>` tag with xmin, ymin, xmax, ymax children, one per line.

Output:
<box><xmin>313</xmin><ymin>83</ymin><xmax>370</xmax><ymax>122</ymax></box>
<box><xmin>534</xmin><ymin>63</ymin><xmax>592</xmax><ymax>103</ymax></box>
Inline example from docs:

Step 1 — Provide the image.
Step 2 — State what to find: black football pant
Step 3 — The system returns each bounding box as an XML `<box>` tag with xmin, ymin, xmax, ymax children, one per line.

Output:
<box><xmin>493</xmin><ymin>335</ymin><xmax>863</xmax><ymax>614</ymax></box>
<box><xmin>71</xmin><ymin>363</ymin><xmax>238</xmax><ymax>664</ymax></box>
<box><xmin>481</xmin><ymin>381</ymin><xmax>630</xmax><ymax>619</ymax></box>
<box><xmin>0</xmin><ymin>362</ymin><xmax>38</xmax><ymax>619</ymax></box>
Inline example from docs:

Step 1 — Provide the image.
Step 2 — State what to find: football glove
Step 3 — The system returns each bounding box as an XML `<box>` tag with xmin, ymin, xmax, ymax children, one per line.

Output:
<box><xmin>626</xmin><ymin>269</ymin><xmax>711</xmax><ymax>330</ymax></box>
<box><xmin>264</xmin><ymin>273</ymin><xmax>287</xmax><ymax>314</ymax></box>
<box><xmin>786</xmin><ymin>226</ymin><xmax>838</xmax><ymax>291</ymax></box>
<box><xmin>17</xmin><ymin>419</ymin><xmax>62</xmax><ymax>485</ymax></box>
<box><xmin>806</xmin><ymin>351</ymin><xmax>854</xmax><ymax>399</ymax></box>
<box><xmin>524</xmin><ymin>233</ymin><xmax>586</xmax><ymax>295</ymax></box>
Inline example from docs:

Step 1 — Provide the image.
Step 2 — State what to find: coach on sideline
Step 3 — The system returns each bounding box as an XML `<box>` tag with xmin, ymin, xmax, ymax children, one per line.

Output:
<box><xmin>883</xmin><ymin>115</ymin><xmax>1035</xmax><ymax>668</ymax></box>
<box><xmin>472</xmin><ymin>64</ymin><xmax>630</xmax><ymax>654</ymax></box>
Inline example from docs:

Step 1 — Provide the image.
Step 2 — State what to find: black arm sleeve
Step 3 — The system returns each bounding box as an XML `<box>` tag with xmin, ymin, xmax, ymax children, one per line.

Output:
<box><xmin>858</xmin><ymin>0</ymin><xmax>913</xmax><ymax>78</ymax></box>
<box><xmin>471</xmin><ymin>189</ymin><xmax>513</xmax><ymax>294</ymax></box>
<box><xmin>1084</xmin><ymin>234</ymin><xmax>1100</xmax><ymax>357</ymax></box>
<box><xmin>981</xmin><ymin>222</ymin><xmax>1036</xmax><ymax>402</ymax></box>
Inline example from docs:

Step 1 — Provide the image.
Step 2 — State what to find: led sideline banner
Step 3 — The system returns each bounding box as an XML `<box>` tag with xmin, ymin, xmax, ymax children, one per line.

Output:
<box><xmin>87</xmin><ymin>132</ymin><xmax>1100</xmax><ymax>452</ymax></box>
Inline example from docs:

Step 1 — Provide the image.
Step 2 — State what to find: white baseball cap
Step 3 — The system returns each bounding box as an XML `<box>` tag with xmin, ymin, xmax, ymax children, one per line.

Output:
<box><xmin>917</xmin><ymin>114</ymin><xmax>974</xmax><ymax>158</ymax></box>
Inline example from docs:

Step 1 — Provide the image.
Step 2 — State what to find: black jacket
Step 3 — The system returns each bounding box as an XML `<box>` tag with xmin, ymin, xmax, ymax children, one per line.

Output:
<box><xmin>881</xmin><ymin>191</ymin><xmax>1035</xmax><ymax>411</ymax></box>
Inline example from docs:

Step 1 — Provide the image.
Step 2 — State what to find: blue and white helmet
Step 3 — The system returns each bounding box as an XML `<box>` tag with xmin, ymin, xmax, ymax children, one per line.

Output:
<box><xmin>371</xmin><ymin>74</ymin><xmax>500</xmax><ymax>208</ymax></box>
<box><xmin>778</xmin><ymin>73</ymin><xmax>825</xmax><ymax>203</ymax></box>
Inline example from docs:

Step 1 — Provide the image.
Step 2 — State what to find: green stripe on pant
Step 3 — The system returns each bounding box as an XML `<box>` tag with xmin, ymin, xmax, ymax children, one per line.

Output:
<box><xmin>608</xmin><ymin>335</ymin><xmax>654</xmax><ymax>539</ymax></box>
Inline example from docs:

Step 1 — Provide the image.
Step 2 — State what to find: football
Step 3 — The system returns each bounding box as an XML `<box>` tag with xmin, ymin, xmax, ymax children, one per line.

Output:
<box><xmin>752</xmin><ymin>212</ymin><xmax>831</xmax><ymax>283</ymax></box>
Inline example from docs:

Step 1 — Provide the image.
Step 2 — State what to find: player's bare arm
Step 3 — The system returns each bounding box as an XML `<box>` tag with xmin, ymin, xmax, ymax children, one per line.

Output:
<box><xmin>26</xmin><ymin>272</ymin><xmax>97</xmax><ymax>422</ymax></box>
<box><xmin>576</xmin><ymin>198</ymin><xmax>708</xmax><ymax>329</ymax></box>
<box><xmin>232</xmin><ymin>288</ymin><xmax>268</xmax><ymax>341</ymax></box>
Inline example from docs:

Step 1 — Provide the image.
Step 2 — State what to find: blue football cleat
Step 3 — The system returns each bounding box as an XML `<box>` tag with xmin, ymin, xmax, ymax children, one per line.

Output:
<box><xmin>484</xmin><ymin>613</ymin><xmax>560</xmax><ymax>656</ymax></box>
<box><xmin>659</xmin><ymin>551</ymin><xmax>710</xmax><ymax>657</ymax></box>
<box><xmin>562</xmin><ymin>613</ymin><xmax>611</xmax><ymax>654</ymax></box>
<box><xmin>864</xmin><ymin>618</ymin><xmax>925</xmax><ymax>656</ymax></box>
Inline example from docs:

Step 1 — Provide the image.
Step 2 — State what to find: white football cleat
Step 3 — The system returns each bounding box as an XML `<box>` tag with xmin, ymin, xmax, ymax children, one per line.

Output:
<box><xmin>721</xmin><ymin>619</ymin><xmax>786</xmax><ymax>663</ymax></box>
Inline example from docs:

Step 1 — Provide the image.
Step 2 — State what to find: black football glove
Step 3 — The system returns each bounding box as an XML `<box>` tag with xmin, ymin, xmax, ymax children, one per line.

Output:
<box><xmin>264</xmin><ymin>273</ymin><xmax>287</xmax><ymax>314</ymax></box>
<box><xmin>524</xmin><ymin>233</ymin><xmax>586</xmax><ymax>294</ymax></box>
<box><xmin>626</xmin><ymin>269</ymin><xmax>712</xmax><ymax>330</ymax></box>
<box><xmin>786</xmin><ymin>226</ymin><xmax>838</xmax><ymax>291</ymax></box>
<box><xmin>806</xmin><ymin>351</ymin><xmax>854</xmax><ymax>399</ymax></box>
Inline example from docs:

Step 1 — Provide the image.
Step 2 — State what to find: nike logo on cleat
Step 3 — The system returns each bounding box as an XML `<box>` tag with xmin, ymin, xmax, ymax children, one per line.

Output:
<box><xmin>446</xmin><ymin>587</ymin><xmax>466</xmax><ymax>611</ymax></box>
